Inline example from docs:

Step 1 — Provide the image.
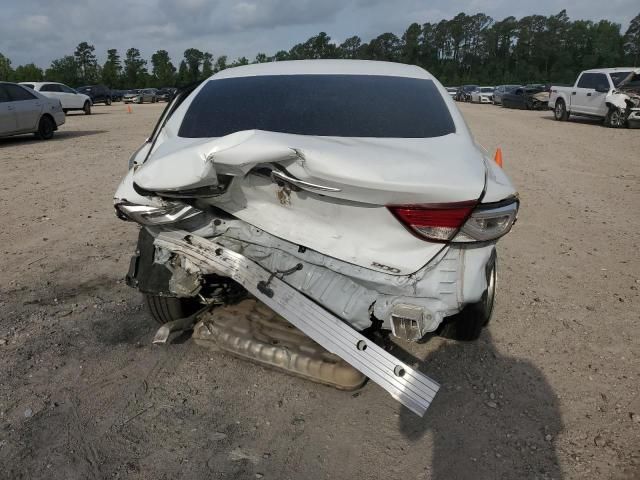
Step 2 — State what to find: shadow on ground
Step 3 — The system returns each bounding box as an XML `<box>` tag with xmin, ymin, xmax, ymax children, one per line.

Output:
<box><xmin>393</xmin><ymin>331</ymin><xmax>564</xmax><ymax>480</ymax></box>
<box><xmin>0</xmin><ymin>130</ymin><xmax>107</xmax><ymax>145</ymax></box>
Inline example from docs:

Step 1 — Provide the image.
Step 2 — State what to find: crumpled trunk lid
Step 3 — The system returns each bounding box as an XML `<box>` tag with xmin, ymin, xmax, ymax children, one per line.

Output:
<box><xmin>133</xmin><ymin>130</ymin><xmax>487</xmax><ymax>274</ymax></box>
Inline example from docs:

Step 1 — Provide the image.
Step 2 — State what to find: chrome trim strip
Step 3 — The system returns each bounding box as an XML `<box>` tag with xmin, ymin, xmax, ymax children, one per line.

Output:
<box><xmin>154</xmin><ymin>231</ymin><xmax>439</xmax><ymax>416</ymax></box>
<box><xmin>271</xmin><ymin>170</ymin><xmax>342</xmax><ymax>192</ymax></box>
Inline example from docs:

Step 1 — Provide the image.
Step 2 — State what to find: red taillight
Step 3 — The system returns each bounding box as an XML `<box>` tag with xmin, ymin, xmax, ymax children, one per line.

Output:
<box><xmin>388</xmin><ymin>201</ymin><xmax>477</xmax><ymax>242</ymax></box>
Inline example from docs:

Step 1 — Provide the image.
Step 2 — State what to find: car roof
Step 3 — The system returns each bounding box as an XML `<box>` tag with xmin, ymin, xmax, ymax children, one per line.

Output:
<box><xmin>210</xmin><ymin>60</ymin><xmax>434</xmax><ymax>81</ymax></box>
<box><xmin>582</xmin><ymin>67</ymin><xmax>640</xmax><ymax>74</ymax></box>
<box><xmin>19</xmin><ymin>81</ymin><xmax>65</xmax><ymax>86</ymax></box>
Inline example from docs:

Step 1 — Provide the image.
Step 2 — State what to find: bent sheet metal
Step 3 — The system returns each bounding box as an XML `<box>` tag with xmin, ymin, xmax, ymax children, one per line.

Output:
<box><xmin>154</xmin><ymin>230</ymin><xmax>440</xmax><ymax>416</ymax></box>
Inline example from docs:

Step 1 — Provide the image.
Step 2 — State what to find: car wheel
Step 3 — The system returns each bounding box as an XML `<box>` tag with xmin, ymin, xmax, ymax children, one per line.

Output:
<box><xmin>145</xmin><ymin>294</ymin><xmax>201</xmax><ymax>325</ymax></box>
<box><xmin>83</xmin><ymin>101</ymin><xmax>91</xmax><ymax>115</ymax></box>
<box><xmin>604</xmin><ymin>107</ymin><xmax>625</xmax><ymax>128</ymax></box>
<box><xmin>554</xmin><ymin>99</ymin><xmax>568</xmax><ymax>121</ymax></box>
<box><xmin>35</xmin><ymin>115</ymin><xmax>55</xmax><ymax>140</ymax></box>
<box><xmin>439</xmin><ymin>251</ymin><xmax>496</xmax><ymax>341</ymax></box>
<box><xmin>106</xmin><ymin>97</ymin><xmax>112</xmax><ymax>106</ymax></box>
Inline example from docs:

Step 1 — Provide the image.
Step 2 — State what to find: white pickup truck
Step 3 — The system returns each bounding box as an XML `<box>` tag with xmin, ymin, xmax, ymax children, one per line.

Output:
<box><xmin>548</xmin><ymin>67</ymin><xmax>640</xmax><ymax>128</ymax></box>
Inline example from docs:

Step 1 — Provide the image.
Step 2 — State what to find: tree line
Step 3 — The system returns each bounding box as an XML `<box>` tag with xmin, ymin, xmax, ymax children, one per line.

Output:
<box><xmin>1</xmin><ymin>10</ymin><xmax>639</xmax><ymax>89</ymax></box>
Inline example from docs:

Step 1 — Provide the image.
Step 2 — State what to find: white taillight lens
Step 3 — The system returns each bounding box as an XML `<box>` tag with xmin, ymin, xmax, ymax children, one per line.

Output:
<box><xmin>115</xmin><ymin>201</ymin><xmax>202</xmax><ymax>225</ymax></box>
<box><xmin>453</xmin><ymin>198</ymin><xmax>519</xmax><ymax>242</ymax></box>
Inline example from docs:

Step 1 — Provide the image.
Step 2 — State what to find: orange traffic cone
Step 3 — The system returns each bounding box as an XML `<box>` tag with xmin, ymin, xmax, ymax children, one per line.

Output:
<box><xmin>494</xmin><ymin>147</ymin><xmax>503</xmax><ymax>168</ymax></box>
<box><xmin>127</xmin><ymin>105</ymin><xmax>132</xmax><ymax>114</ymax></box>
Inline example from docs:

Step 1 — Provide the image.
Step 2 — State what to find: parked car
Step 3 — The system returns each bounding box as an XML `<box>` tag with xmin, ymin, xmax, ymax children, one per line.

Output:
<box><xmin>455</xmin><ymin>85</ymin><xmax>479</xmax><ymax>102</ymax></box>
<box><xmin>20</xmin><ymin>82</ymin><xmax>92</xmax><ymax>114</ymax></box>
<box><xmin>123</xmin><ymin>88</ymin><xmax>158</xmax><ymax>104</ymax></box>
<box><xmin>114</xmin><ymin>61</ymin><xmax>519</xmax><ymax>415</ymax></box>
<box><xmin>501</xmin><ymin>85</ymin><xmax>549</xmax><ymax>110</ymax></box>
<box><xmin>549</xmin><ymin>67</ymin><xmax>640</xmax><ymax>128</ymax></box>
<box><xmin>76</xmin><ymin>84</ymin><xmax>112</xmax><ymax>105</ymax></box>
<box><xmin>110</xmin><ymin>90</ymin><xmax>124</xmax><ymax>102</ymax></box>
<box><xmin>470</xmin><ymin>86</ymin><xmax>495</xmax><ymax>104</ymax></box>
<box><xmin>445</xmin><ymin>87</ymin><xmax>458</xmax><ymax>98</ymax></box>
<box><xmin>493</xmin><ymin>85</ymin><xmax>521</xmax><ymax>105</ymax></box>
<box><xmin>0</xmin><ymin>81</ymin><xmax>65</xmax><ymax>139</ymax></box>
<box><xmin>156</xmin><ymin>88</ymin><xmax>175</xmax><ymax>102</ymax></box>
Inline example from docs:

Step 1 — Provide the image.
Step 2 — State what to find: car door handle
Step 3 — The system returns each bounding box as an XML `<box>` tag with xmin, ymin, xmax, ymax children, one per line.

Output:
<box><xmin>271</xmin><ymin>170</ymin><xmax>341</xmax><ymax>193</ymax></box>
<box><xmin>586</xmin><ymin>93</ymin><xmax>592</xmax><ymax>96</ymax></box>
<box><xmin>7</xmin><ymin>106</ymin><xmax>14</xmax><ymax>110</ymax></box>
<box><xmin>571</xmin><ymin>92</ymin><xmax>576</xmax><ymax>95</ymax></box>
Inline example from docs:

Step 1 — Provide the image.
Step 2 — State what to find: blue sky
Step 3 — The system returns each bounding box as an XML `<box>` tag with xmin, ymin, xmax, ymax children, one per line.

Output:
<box><xmin>1</xmin><ymin>0</ymin><xmax>637</xmax><ymax>67</ymax></box>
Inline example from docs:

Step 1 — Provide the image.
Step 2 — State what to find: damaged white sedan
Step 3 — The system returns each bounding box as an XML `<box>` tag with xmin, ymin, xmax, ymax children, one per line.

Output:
<box><xmin>114</xmin><ymin>60</ymin><xmax>519</xmax><ymax>415</ymax></box>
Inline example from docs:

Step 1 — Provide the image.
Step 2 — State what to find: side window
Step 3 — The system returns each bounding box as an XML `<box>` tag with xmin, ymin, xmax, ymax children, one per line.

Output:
<box><xmin>593</xmin><ymin>74</ymin><xmax>609</xmax><ymax>90</ymax></box>
<box><xmin>4</xmin><ymin>84</ymin><xmax>37</xmax><ymax>101</ymax></box>
<box><xmin>41</xmin><ymin>84</ymin><xmax>61</xmax><ymax>92</ymax></box>
<box><xmin>0</xmin><ymin>85</ymin><xmax>11</xmax><ymax>103</ymax></box>
<box><xmin>61</xmin><ymin>85</ymin><xmax>75</xmax><ymax>93</ymax></box>
<box><xmin>577</xmin><ymin>73</ymin><xmax>596</xmax><ymax>89</ymax></box>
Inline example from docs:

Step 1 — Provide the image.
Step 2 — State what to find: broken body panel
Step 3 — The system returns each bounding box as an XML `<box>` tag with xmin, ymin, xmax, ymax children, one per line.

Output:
<box><xmin>114</xmin><ymin>60</ymin><xmax>519</xmax><ymax>413</ymax></box>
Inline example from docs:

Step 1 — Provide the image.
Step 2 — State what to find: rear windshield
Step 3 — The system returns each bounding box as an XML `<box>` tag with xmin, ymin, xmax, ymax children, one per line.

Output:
<box><xmin>178</xmin><ymin>74</ymin><xmax>455</xmax><ymax>138</ymax></box>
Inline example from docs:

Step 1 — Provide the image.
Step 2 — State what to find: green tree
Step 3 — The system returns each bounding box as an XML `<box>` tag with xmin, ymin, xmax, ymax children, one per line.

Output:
<box><xmin>102</xmin><ymin>49</ymin><xmax>122</xmax><ymax>88</ymax></box>
<box><xmin>183</xmin><ymin>48</ymin><xmax>204</xmax><ymax>83</ymax></box>
<box><xmin>361</xmin><ymin>33</ymin><xmax>401</xmax><ymax>61</ymax></box>
<box><xmin>273</xmin><ymin>50</ymin><xmax>289</xmax><ymax>61</ymax></box>
<box><xmin>230</xmin><ymin>57</ymin><xmax>249</xmax><ymax>67</ymax></box>
<box><xmin>11</xmin><ymin>63</ymin><xmax>44</xmax><ymax>82</ymax></box>
<box><xmin>254</xmin><ymin>53</ymin><xmax>268</xmax><ymax>63</ymax></box>
<box><xmin>74</xmin><ymin>41</ymin><xmax>99</xmax><ymax>84</ymax></box>
<box><xmin>151</xmin><ymin>49</ymin><xmax>176</xmax><ymax>87</ymax></box>
<box><xmin>124</xmin><ymin>47</ymin><xmax>147</xmax><ymax>88</ymax></box>
<box><xmin>201</xmin><ymin>52</ymin><xmax>214</xmax><ymax>79</ymax></box>
<box><xmin>46</xmin><ymin>56</ymin><xmax>80</xmax><ymax>86</ymax></box>
<box><xmin>214</xmin><ymin>55</ymin><xmax>228</xmax><ymax>73</ymax></box>
<box><xmin>624</xmin><ymin>12</ymin><xmax>640</xmax><ymax>65</ymax></box>
<box><xmin>402</xmin><ymin>23</ymin><xmax>422</xmax><ymax>64</ymax></box>
<box><xmin>338</xmin><ymin>36</ymin><xmax>362</xmax><ymax>58</ymax></box>
<box><xmin>177</xmin><ymin>60</ymin><xmax>189</xmax><ymax>86</ymax></box>
<box><xmin>289</xmin><ymin>32</ymin><xmax>338</xmax><ymax>59</ymax></box>
<box><xmin>0</xmin><ymin>53</ymin><xmax>12</xmax><ymax>81</ymax></box>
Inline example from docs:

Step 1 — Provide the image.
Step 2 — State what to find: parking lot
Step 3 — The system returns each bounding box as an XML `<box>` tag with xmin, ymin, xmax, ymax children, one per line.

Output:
<box><xmin>1</xmin><ymin>102</ymin><xmax>638</xmax><ymax>479</ymax></box>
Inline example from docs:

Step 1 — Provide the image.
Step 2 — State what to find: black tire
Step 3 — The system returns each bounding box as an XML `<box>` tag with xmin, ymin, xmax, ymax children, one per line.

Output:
<box><xmin>83</xmin><ymin>101</ymin><xmax>91</xmax><ymax>115</ymax></box>
<box><xmin>439</xmin><ymin>252</ymin><xmax>497</xmax><ymax>341</ymax></box>
<box><xmin>35</xmin><ymin>115</ymin><xmax>55</xmax><ymax>140</ymax></box>
<box><xmin>604</xmin><ymin>107</ymin><xmax>626</xmax><ymax>128</ymax></box>
<box><xmin>554</xmin><ymin>99</ymin><xmax>569</xmax><ymax>121</ymax></box>
<box><xmin>145</xmin><ymin>294</ymin><xmax>201</xmax><ymax>325</ymax></box>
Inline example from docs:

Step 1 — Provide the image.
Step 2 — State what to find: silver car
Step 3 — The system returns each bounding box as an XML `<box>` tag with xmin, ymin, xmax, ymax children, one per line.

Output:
<box><xmin>0</xmin><ymin>82</ymin><xmax>65</xmax><ymax>140</ymax></box>
<box><xmin>123</xmin><ymin>89</ymin><xmax>158</xmax><ymax>104</ymax></box>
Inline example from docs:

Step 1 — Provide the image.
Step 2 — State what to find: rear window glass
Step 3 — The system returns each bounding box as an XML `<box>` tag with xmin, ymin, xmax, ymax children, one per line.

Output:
<box><xmin>178</xmin><ymin>75</ymin><xmax>455</xmax><ymax>138</ymax></box>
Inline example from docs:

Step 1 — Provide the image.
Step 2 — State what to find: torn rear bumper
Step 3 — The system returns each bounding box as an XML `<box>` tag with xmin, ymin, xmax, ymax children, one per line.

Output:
<box><xmin>153</xmin><ymin>230</ymin><xmax>440</xmax><ymax>416</ymax></box>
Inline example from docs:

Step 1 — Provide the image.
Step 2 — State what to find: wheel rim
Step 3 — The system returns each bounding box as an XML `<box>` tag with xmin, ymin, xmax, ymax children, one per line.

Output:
<box><xmin>611</xmin><ymin>110</ymin><xmax>623</xmax><ymax>127</ymax></box>
<box><xmin>555</xmin><ymin>103</ymin><xmax>563</xmax><ymax>118</ymax></box>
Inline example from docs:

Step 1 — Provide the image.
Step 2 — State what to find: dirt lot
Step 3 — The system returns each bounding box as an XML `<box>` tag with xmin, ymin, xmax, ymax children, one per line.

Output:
<box><xmin>0</xmin><ymin>102</ymin><xmax>638</xmax><ymax>480</ymax></box>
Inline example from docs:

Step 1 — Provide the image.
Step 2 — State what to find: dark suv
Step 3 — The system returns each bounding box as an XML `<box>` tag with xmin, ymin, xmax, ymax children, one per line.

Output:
<box><xmin>76</xmin><ymin>85</ymin><xmax>112</xmax><ymax>105</ymax></box>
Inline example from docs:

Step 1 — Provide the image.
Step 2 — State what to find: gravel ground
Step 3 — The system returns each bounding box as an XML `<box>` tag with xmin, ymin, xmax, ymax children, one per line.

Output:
<box><xmin>0</xmin><ymin>102</ymin><xmax>638</xmax><ymax>480</ymax></box>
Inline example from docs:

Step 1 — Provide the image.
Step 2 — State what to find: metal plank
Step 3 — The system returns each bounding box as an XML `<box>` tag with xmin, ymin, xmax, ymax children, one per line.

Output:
<box><xmin>154</xmin><ymin>231</ymin><xmax>440</xmax><ymax>416</ymax></box>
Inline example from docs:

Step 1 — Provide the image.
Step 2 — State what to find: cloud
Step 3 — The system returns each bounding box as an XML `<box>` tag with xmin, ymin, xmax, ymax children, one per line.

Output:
<box><xmin>1</xmin><ymin>0</ymin><xmax>637</xmax><ymax>69</ymax></box>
